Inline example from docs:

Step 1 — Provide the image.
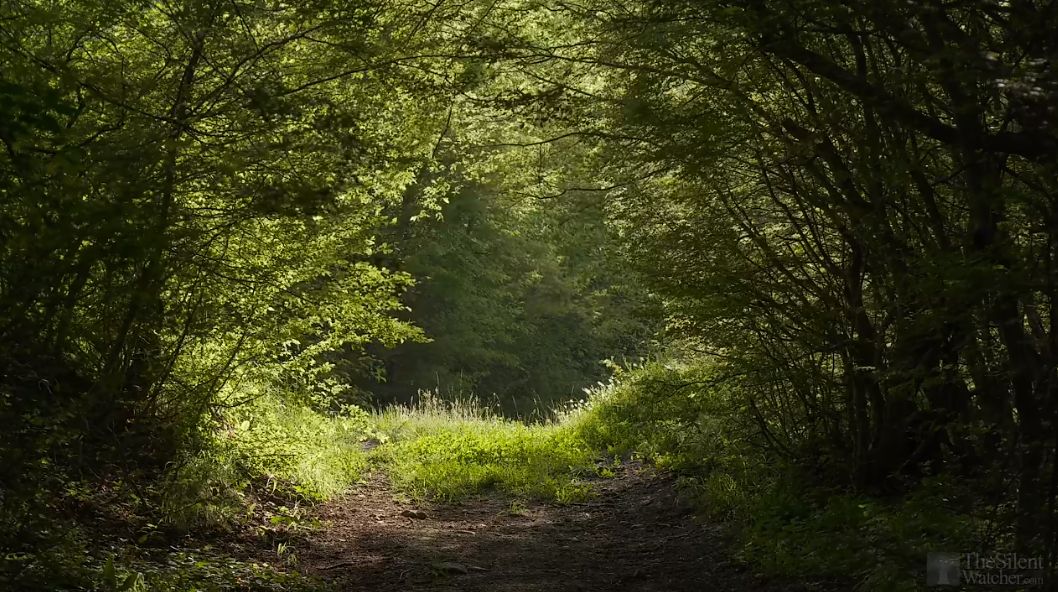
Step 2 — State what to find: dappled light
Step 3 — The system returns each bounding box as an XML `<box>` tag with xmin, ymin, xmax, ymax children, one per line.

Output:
<box><xmin>2</xmin><ymin>1</ymin><xmax>1058</xmax><ymax>591</ymax></box>
<box><xmin>296</xmin><ymin>464</ymin><xmax>806</xmax><ymax>592</ymax></box>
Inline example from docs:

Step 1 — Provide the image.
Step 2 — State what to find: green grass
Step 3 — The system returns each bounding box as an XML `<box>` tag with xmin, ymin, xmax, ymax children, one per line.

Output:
<box><xmin>19</xmin><ymin>387</ymin><xmax>378</xmax><ymax>592</ymax></box>
<box><xmin>164</xmin><ymin>390</ymin><xmax>602</xmax><ymax>537</ymax></box>
<box><xmin>55</xmin><ymin>368</ymin><xmax>991</xmax><ymax>592</ymax></box>
<box><xmin>371</xmin><ymin>394</ymin><xmax>598</xmax><ymax>502</ymax></box>
<box><xmin>216</xmin><ymin>386</ymin><xmax>372</xmax><ymax>501</ymax></box>
<box><xmin>159</xmin><ymin>385</ymin><xmax>373</xmax><ymax>533</ymax></box>
<box><xmin>159</xmin><ymin>388</ymin><xmax>602</xmax><ymax>537</ymax></box>
<box><xmin>10</xmin><ymin>370</ymin><xmax>990</xmax><ymax>592</ymax></box>
<box><xmin>15</xmin><ymin>371</ymin><xmax>996</xmax><ymax>592</ymax></box>
<box><xmin>566</xmin><ymin>361</ymin><xmax>997</xmax><ymax>592</ymax></box>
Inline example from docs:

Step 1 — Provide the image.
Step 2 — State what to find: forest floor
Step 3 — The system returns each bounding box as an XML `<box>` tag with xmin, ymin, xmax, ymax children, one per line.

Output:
<box><xmin>290</xmin><ymin>463</ymin><xmax>835</xmax><ymax>592</ymax></box>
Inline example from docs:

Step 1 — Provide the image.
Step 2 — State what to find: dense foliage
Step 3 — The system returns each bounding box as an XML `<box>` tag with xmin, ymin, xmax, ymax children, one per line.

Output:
<box><xmin>0</xmin><ymin>0</ymin><xmax>443</xmax><ymax>484</ymax></box>
<box><xmin>456</xmin><ymin>0</ymin><xmax>1058</xmax><ymax>556</ymax></box>
<box><xmin>362</xmin><ymin>181</ymin><xmax>658</xmax><ymax>415</ymax></box>
<box><xmin>571</xmin><ymin>0</ymin><xmax>1058</xmax><ymax>553</ymax></box>
<box><xmin>3</xmin><ymin>0</ymin><xmax>1058</xmax><ymax>590</ymax></box>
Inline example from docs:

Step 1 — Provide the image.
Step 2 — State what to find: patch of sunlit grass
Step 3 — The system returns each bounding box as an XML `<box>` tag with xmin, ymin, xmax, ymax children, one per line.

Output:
<box><xmin>371</xmin><ymin>392</ymin><xmax>598</xmax><ymax>502</ymax></box>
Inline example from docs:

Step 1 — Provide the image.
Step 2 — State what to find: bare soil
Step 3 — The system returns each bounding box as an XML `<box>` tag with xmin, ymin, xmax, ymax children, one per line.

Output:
<box><xmin>296</xmin><ymin>463</ymin><xmax>835</xmax><ymax>591</ymax></box>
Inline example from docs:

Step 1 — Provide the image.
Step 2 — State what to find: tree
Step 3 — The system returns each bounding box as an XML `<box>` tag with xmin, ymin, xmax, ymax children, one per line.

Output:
<box><xmin>0</xmin><ymin>0</ymin><xmax>473</xmax><ymax>496</ymax></box>
<box><xmin>462</xmin><ymin>0</ymin><xmax>1058</xmax><ymax>547</ymax></box>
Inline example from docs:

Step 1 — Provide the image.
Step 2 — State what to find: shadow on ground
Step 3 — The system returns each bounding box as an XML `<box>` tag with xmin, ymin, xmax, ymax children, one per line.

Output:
<box><xmin>295</xmin><ymin>464</ymin><xmax>839</xmax><ymax>591</ymax></box>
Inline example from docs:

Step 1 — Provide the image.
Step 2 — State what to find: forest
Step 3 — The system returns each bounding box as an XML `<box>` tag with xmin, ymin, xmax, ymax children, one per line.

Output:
<box><xmin>1</xmin><ymin>1</ymin><xmax>1057</xmax><ymax>590</ymax></box>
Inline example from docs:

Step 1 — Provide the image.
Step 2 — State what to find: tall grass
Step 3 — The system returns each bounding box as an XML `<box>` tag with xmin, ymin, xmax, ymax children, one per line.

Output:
<box><xmin>168</xmin><ymin>388</ymin><xmax>601</xmax><ymax>528</ymax></box>
<box><xmin>217</xmin><ymin>388</ymin><xmax>372</xmax><ymax>500</ymax></box>
<box><xmin>161</xmin><ymin>384</ymin><xmax>373</xmax><ymax>532</ymax></box>
<box><xmin>372</xmin><ymin>392</ymin><xmax>598</xmax><ymax>502</ymax></box>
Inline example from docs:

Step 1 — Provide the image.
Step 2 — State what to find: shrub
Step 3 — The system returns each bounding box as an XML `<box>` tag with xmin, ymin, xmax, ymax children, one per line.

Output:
<box><xmin>572</xmin><ymin>360</ymin><xmax>995</xmax><ymax>591</ymax></box>
<box><xmin>215</xmin><ymin>385</ymin><xmax>372</xmax><ymax>501</ymax></box>
<box><xmin>159</xmin><ymin>384</ymin><xmax>373</xmax><ymax>532</ymax></box>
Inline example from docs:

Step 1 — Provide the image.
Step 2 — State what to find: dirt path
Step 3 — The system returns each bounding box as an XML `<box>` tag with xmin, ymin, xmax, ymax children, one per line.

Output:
<box><xmin>296</xmin><ymin>464</ymin><xmax>828</xmax><ymax>591</ymax></box>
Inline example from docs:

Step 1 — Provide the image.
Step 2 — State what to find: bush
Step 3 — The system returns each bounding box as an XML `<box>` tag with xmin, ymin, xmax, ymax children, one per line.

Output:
<box><xmin>216</xmin><ymin>385</ymin><xmax>372</xmax><ymax>500</ymax></box>
<box><xmin>572</xmin><ymin>360</ymin><xmax>995</xmax><ymax>591</ymax></box>
<box><xmin>571</xmin><ymin>361</ymin><xmax>746</xmax><ymax>474</ymax></box>
<box><xmin>155</xmin><ymin>384</ymin><xmax>373</xmax><ymax>536</ymax></box>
